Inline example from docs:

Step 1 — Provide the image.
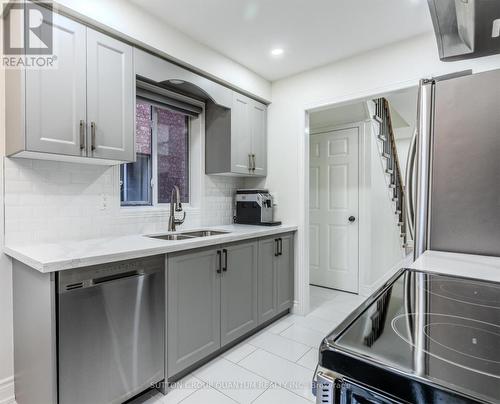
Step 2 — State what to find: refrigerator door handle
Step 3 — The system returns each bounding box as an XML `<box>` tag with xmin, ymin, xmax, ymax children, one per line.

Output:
<box><xmin>405</xmin><ymin>126</ymin><xmax>418</xmax><ymax>241</ymax></box>
<box><xmin>414</xmin><ymin>79</ymin><xmax>434</xmax><ymax>260</ymax></box>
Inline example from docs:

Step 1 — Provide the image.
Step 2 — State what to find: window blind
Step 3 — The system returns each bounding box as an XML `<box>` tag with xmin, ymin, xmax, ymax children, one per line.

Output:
<box><xmin>136</xmin><ymin>80</ymin><xmax>202</xmax><ymax>117</ymax></box>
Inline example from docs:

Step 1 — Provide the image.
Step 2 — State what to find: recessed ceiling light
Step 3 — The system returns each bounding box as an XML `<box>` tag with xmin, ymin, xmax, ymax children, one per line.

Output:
<box><xmin>271</xmin><ymin>48</ymin><xmax>284</xmax><ymax>56</ymax></box>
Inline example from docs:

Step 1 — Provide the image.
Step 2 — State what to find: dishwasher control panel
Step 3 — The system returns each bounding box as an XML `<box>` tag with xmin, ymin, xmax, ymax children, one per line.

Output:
<box><xmin>57</xmin><ymin>255</ymin><xmax>164</xmax><ymax>292</ymax></box>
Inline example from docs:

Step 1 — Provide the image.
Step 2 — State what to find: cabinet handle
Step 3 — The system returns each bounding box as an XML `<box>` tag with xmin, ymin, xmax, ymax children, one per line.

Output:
<box><xmin>79</xmin><ymin>120</ymin><xmax>85</xmax><ymax>150</ymax></box>
<box><xmin>278</xmin><ymin>238</ymin><xmax>283</xmax><ymax>256</ymax></box>
<box><xmin>274</xmin><ymin>239</ymin><xmax>279</xmax><ymax>257</ymax></box>
<box><xmin>90</xmin><ymin>121</ymin><xmax>96</xmax><ymax>151</ymax></box>
<box><xmin>252</xmin><ymin>154</ymin><xmax>256</xmax><ymax>171</ymax></box>
<box><xmin>222</xmin><ymin>249</ymin><xmax>228</xmax><ymax>272</ymax></box>
<box><xmin>248</xmin><ymin>154</ymin><xmax>252</xmax><ymax>171</ymax></box>
<box><xmin>217</xmin><ymin>250</ymin><xmax>222</xmax><ymax>274</ymax></box>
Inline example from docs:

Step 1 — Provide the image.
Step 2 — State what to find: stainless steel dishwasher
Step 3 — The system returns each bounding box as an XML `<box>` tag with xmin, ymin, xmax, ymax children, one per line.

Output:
<box><xmin>57</xmin><ymin>255</ymin><xmax>165</xmax><ymax>404</ymax></box>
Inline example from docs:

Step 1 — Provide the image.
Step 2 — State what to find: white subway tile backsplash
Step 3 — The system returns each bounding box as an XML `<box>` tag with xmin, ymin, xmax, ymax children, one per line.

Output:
<box><xmin>4</xmin><ymin>157</ymin><xmax>245</xmax><ymax>245</ymax></box>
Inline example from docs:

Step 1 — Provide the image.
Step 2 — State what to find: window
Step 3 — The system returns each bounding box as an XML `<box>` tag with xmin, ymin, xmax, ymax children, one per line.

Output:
<box><xmin>156</xmin><ymin>105</ymin><xmax>189</xmax><ymax>203</ymax></box>
<box><xmin>120</xmin><ymin>98</ymin><xmax>190</xmax><ymax>206</ymax></box>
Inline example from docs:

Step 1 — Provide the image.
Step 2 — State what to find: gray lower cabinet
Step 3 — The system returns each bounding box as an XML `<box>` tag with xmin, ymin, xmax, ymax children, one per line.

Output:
<box><xmin>220</xmin><ymin>241</ymin><xmax>258</xmax><ymax>345</ymax></box>
<box><xmin>167</xmin><ymin>234</ymin><xmax>293</xmax><ymax>378</ymax></box>
<box><xmin>258</xmin><ymin>237</ymin><xmax>278</xmax><ymax>323</ymax></box>
<box><xmin>276</xmin><ymin>234</ymin><xmax>294</xmax><ymax>312</ymax></box>
<box><xmin>167</xmin><ymin>247</ymin><xmax>221</xmax><ymax>376</ymax></box>
<box><xmin>258</xmin><ymin>234</ymin><xmax>294</xmax><ymax>324</ymax></box>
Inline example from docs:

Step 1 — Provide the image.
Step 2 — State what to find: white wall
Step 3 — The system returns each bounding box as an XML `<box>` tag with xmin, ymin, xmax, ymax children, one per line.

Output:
<box><xmin>0</xmin><ymin>37</ymin><xmax>15</xmax><ymax>404</ymax></box>
<box><xmin>3</xmin><ymin>159</ymin><xmax>244</xmax><ymax>245</ymax></box>
<box><xmin>266</xmin><ymin>33</ymin><xmax>500</xmax><ymax>313</ymax></box>
<box><xmin>363</xmin><ymin>122</ymin><xmax>405</xmax><ymax>295</ymax></box>
<box><xmin>53</xmin><ymin>0</ymin><xmax>271</xmax><ymax>102</ymax></box>
<box><xmin>395</xmin><ymin>137</ymin><xmax>412</xmax><ymax>183</ymax></box>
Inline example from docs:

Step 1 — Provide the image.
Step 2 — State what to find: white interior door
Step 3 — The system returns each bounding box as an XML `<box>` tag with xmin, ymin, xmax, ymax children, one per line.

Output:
<box><xmin>309</xmin><ymin>127</ymin><xmax>359</xmax><ymax>293</ymax></box>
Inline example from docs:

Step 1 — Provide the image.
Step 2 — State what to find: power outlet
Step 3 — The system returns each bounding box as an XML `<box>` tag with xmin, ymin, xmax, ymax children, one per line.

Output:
<box><xmin>270</xmin><ymin>192</ymin><xmax>278</xmax><ymax>206</ymax></box>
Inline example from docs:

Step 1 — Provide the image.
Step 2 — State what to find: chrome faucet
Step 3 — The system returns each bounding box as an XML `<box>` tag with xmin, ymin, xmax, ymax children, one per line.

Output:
<box><xmin>168</xmin><ymin>185</ymin><xmax>186</xmax><ymax>231</ymax></box>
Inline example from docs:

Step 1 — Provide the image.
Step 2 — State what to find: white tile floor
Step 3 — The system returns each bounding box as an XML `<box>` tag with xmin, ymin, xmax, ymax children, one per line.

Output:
<box><xmin>132</xmin><ymin>286</ymin><xmax>366</xmax><ymax>404</ymax></box>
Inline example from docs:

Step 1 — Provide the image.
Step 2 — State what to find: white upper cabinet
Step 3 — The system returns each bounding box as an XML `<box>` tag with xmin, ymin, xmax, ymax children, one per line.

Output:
<box><xmin>86</xmin><ymin>29</ymin><xmax>134</xmax><ymax>162</ymax></box>
<box><xmin>5</xmin><ymin>11</ymin><xmax>135</xmax><ymax>165</ymax></box>
<box><xmin>25</xmin><ymin>14</ymin><xmax>87</xmax><ymax>157</ymax></box>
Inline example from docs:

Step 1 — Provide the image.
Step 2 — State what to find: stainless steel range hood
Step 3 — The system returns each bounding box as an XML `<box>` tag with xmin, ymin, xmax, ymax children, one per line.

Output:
<box><xmin>428</xmin><ymin>0</ymin><xmax>500</xmax><ymax>61</ymax></box>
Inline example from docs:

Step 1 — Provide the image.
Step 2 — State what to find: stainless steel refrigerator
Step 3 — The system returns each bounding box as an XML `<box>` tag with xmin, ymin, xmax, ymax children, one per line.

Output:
<box><xmin>406</xmin><ymin>69</ymin><xmax>500</xmax><ymax>259</ymax></box>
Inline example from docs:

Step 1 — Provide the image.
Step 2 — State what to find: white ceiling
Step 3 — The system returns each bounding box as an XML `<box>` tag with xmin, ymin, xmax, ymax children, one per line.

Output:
<box><xmin>308</xmin><ymin>86</ymin><xmax>418</xmax><ymax>135</ymax></box>
<box><xmin>310</xmin><ymin>102</ymin><xmax>368</xmax><ymax>132</ymax></box>
<box><xmin>130</xmin><ymin>0</ymin><xmax>433</xmax><ymax>81</ymax></box>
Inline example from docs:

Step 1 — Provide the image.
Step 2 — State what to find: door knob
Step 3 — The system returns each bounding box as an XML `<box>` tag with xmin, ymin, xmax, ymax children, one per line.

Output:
<box><xmin>348</xmin><ymin>216</ymin><xmax>356</xmax><ymax>223</ymax></box>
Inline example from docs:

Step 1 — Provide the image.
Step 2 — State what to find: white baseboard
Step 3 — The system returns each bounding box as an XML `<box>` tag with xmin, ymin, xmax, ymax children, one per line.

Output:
<box><xmin>0</xmin><ymin>376</ymin><xmax>15</xmax><ymax>404</ymax></box>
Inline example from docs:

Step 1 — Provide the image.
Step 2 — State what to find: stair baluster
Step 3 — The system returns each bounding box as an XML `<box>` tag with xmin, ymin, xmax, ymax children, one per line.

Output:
<box><xmin>373</xmin><ymin>97</ymin><xmax>408</xmax><ymax>250</ymax></box>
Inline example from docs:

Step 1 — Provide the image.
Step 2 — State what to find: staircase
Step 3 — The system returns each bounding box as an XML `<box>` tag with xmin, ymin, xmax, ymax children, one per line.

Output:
<box><xmin>372</xmin><ymin>98</ymin><xmax>408</xmax><ymax>250</ymax></box>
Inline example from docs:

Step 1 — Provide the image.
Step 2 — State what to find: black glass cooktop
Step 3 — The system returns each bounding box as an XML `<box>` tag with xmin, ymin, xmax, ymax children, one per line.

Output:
<box><xmin>321</xmin><ymin>269</ymin><xmax>500</xmax><ymax>403</ymax></box>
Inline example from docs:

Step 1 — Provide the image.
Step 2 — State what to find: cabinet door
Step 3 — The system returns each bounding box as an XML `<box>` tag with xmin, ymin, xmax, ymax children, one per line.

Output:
<box><xmin>167</xmin><ymin>248</ymin><xmax>221</xmax><ymax>376</ymax></box>
<box><xmin>258</xmin><ymin>237</ymin><xmax>278</xmax><ymax>324</ymax></box>
<box><xmin>25</xmin><ymin>14</ymin><xmax>86</xmax><ymax>156</ymax></box>
<box><xmin>231</xmin><ymin>92</ymin><xmax>252</xmax><ymax>174</ymax></box>
<box><xmin>251</xmin><ymin>101</ymin><xmax>267</xmax><ymax>176</ymax></box>
<box><xmin>220</xmin><ymin>241</ymin><xmax>258</xmax><ymax>346</ymax></box>
<box><xmin>86</xmin><ymin>29</ymin><xmax>135</xmax><ymax>162</ymax></box>
<box><xmin>277</xmin><ymin>234</ymin><xmax>294</xmax><ymax>313</ymax></box>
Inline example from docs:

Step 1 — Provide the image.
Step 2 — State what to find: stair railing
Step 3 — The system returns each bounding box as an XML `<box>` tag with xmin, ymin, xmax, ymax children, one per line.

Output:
<box><xmin>373</xmin><ymin>98</ymin><xmax>407</xmax><ymax>249</ymax></box>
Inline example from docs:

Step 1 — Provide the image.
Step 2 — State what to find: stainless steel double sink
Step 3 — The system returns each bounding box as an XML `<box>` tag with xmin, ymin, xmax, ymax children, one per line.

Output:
<box><xmin>147</xmin><ymin>230</ymin><xmax>230</xmax><ymax>241</ymax></box>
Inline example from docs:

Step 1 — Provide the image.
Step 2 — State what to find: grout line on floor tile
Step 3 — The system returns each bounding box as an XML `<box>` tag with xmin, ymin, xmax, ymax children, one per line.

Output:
<box><xmin>246</xmin><ymin>339</ymin><xmax>311</xmax><ymax>357</ymax></box>
<box><xmin>198</xmin><ymin>382</ymin><xmax>241</xmax><ymax>404</ymax></box>
<box><xmin>234</xmin><ymin>346</ymin><xmax>258</xmax><ymax>364</ymax></box>
<box><xmin>176</xmin><ymin>388</ymin><xmax>200</xmax><ymax>404</ymax></box>
<box><xmin>273</xmin><ymin>321</ymin><xmax>295</xmax><ymax>335</ymax></box>
<box><xmin>295</xmin><ymin>347</ymin><xmax>314</xmax><ymax>364</ymax></box>
<box><xmin>276</xmin><ymin>328</ymin><xmax>322</xmax><ymax>349</ymax></box>
<box><xmin>234</xmin><ymin>348</ymin><xmax>316</xmax><ymax>401</ymax></box>
<box><xmin>196</xmin><ymin>357</ymin><xmax>271</xmax><ymax>404</ymax></box>
<box><xmin>174</xmin><ymin>330</ymin><xmax>320</xmax><ymax>402</ymax></box>
<box><xmin>175</xmin><ymin>376</ymin><xmax>207</xmax><ymax>404</ymax></box>
<box><xmin>230</xmin><ymin>355</ymin><xmax>276</xmax><ymax>384</ymax></box>
<box><xmin>249</xmin><ymin>385</ymin><xmax>271</xmax><ymax>403</ymax></box>
<box><xmin>248</xmin><ymin>330</ymin><xmax>311</xmax><ymax>350</ymax></box>
<box><xmin>236</xmin><ymin>348</ymin><xmax>315</xmax><ymax>386</ymax></box>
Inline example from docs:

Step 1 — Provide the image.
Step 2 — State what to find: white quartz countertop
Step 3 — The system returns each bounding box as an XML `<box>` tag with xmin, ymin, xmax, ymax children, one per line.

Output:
<box><xmin>409</xmin><ymin>250</ymin><xmax>500</xmax><ymax>283</ymax></box>
<box><xmin>4</xmin><ymin>224</ymin><xmax>297</xmax><ymax>273</ymax></box>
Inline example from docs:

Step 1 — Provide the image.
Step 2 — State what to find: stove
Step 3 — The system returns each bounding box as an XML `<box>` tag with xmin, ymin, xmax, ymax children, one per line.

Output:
<box><xmin>314</xmin><ymin>269</ymin><xmax>500</xmax><ymax>404</ymax></box>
